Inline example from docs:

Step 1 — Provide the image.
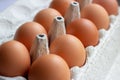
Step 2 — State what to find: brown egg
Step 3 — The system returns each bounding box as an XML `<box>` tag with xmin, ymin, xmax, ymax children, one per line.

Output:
<box><xmin>93</xmin><ymin>0</ymin><xmax>118</xmax><ymax>15</ymax></box>
<box><xmin>34</xmin><ymin>8</ymin><xmax>61</xmax><ymax>32</ymax></box>
<box><xmin>50</xmin><ymin>34</ymin><xmax>86</xmax><ymax>68</ymax></box>
<box><xmin>14</xmin><ymin>22</ymin><xmax>47</xmax><ymax>51</ymax></box>
<box><xmin>0</xmin><ymin>40</ymin><xmax>30</xmax><ymax>77</ymax></box>
<box><xmin>81</xmin><ymin>3</ymin><xmax>110</xmax><ymax>30</ymax></box>
<box><xmin>67</xmin><ymin>18</ymin><xmax>99</xmax><ymax>47</ymax></box>
<box><xmin>28</xmin><ymin>54</ymin><xmax>70</xmax><ymax>80</ymax></box>
<box><xmin>49</xmin><ymin>0</ymin><xmax>74</xmax><ymax>16</ymax></box>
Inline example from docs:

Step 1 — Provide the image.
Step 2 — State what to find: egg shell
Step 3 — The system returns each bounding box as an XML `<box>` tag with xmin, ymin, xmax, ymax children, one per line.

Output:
<box><xmin>0</xmin><ymin>40</ymin><xmax>30</xmax><ymax>77</ymax></box>
<box><xmin>93</xmin><ymin>0</ymin><xmax>119</xmax><ymax>15</ymax></box>
<box><xmin>49</xmin><ymin>0</ymin><xmax>75</xmax><ymax>16</ymax></box>
<box><xmin>81</xmin><ymin>3</ymin><xmax>110</xmax><ymax>30</ymax></box>
<box><xmin>14</xmin><ymin>22</ymin><xmax>47</xmax><ymax>51</ymax></box>
<box><xmin>34</xmin><ymin>8</ymin><xmax>61</xmax><ymax>32</ymax></box>
<box><xmin>50</xmin><ymin>34</ymin><xmax>86</xmax><ymax>68</ymax></box>
<box><xmin>28</xmin><ymin>54</ymin><xmax>70</xmax><ymax>80</ymax></box>
<box><xmin>67</xmin><ymin>18</ymin><xmax>99</xmax><ymax>47</ymax></box>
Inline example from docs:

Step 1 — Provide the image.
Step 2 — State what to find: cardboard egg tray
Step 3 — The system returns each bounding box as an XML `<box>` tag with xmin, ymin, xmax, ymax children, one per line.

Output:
<box><xmin>0</xmin><ymin>0</ymin><xmax>120</xmax><ymax>80</ymax></box>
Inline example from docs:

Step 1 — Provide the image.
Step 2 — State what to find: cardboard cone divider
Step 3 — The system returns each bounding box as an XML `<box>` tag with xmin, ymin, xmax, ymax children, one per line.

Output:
<box><xmin>48</xmin><ymin>1</ymin><xmax>82</xmax><ymax>43</ymax></box>
<box><xmin>30</xmin><ymin>34</ymin><xmax>49</xmax><ymax>63</ymax></box>
<box><xmin>30</xmin><ymin>16</ymin><xmax>66</xmax><ymax>63</ymax></box>
<box><xmin>64</xmin><ymin>1</ymin><xmax>80</xmax><ymax>26</ymax></box>
<box><xmin>48</xmin><ymin>16</ymin><xmax>66</xmax><ymax>44</ymax></box>
<box><xmin>30</xmin><ymin>1</ymin><xmax>82</xmax><ymax>62</ymax></box>
<box><xmin>49</xmin><ymin>1</ymin><xmax>81</xmax><ymax>43</ymax></box>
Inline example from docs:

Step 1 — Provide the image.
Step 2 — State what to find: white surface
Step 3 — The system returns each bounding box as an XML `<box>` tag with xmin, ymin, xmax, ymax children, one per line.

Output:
<box><xmin>0</xmin><ymin>0</ymin><xmax>120</xmax><ymax>80</ymax></box>
<box><xmin>104</xmin><ymin>11</ymin><xmax>120</xmax><ymax>79</ymax></box>
<box><xmin>105</xmin><ymin>54</ymin><xmax>120</xmax><ymax>80</ymax></box>
<box><xmin>0</xmin><ymin>0</ymin><xmax>17</xmax><ymax>12</ymax></box>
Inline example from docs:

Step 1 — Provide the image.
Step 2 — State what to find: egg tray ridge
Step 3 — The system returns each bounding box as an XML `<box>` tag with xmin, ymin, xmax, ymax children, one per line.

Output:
<box><xmin>0</xmin><ymin>0</ymin><xmax>120</xmax><ymax>80</ymax></box>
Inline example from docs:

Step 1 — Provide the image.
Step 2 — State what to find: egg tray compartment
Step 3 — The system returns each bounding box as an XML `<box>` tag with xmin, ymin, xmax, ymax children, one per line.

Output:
<box><xmin>70</xmin><ymin>12</ymin><xmax>120</xmax><ymax>80</ymax></box>
<box><xmin>0</xmin><ymin>0</ymin><xmax>120</xmax><ymax>80</ymax></box>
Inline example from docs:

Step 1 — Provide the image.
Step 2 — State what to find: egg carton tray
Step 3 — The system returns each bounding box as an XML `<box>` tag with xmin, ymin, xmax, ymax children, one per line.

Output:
<box><xmin>0</xmin><ymin>0</ymin><xmax>120</xmax><ymax>80</ymax></box>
